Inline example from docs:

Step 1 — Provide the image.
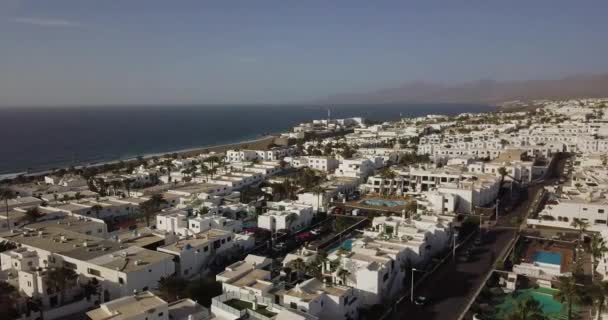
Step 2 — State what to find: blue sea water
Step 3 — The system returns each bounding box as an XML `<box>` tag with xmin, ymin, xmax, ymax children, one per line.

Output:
<box><xmin>0</xmin><ymin>104</ymin><xmax>492</xmax><ymax>174</ymax></box>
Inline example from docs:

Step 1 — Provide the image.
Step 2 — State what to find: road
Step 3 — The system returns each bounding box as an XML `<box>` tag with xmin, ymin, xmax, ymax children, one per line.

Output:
<box><xmin>388</xmin><ymin>153</ymin><xmax>569</xmax><ymax>320</ymax></box>
<box><xmin>389</xmin><ymin>228</ymin><xmax>515</xmax><ymax>320</ymax></box>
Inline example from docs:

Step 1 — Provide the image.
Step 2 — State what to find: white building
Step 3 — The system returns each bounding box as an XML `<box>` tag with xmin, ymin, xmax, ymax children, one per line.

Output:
<box><xmin>157</xmin><ymin>228</ymin><xmax>236</xmax><ymax>278</ymax></box>
<box><xmin>86</xmin><ymin>291</ymin><xmax>210</xmax><ymax>320</ymax></box>
<box><xmin>0</xmin><ymin>226</ymin><xmax>175</xmax><ymax>300</ymax></box>
<box><xmin>258</xmin><ymin>201</ymin><xmax>314</xmax><ymax>233</ymax></box>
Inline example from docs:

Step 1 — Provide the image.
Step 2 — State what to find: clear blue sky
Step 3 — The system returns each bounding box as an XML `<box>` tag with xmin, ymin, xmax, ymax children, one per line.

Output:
<box><xmin>1</xmin><ymin>0</ymin><xmax>607</xmax><ymax>106</ymax></box>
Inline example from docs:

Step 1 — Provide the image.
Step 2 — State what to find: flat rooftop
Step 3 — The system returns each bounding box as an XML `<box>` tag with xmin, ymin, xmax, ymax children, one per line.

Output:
<box><xmin>87</xmin><ymin>246</ymin><xmax>173</xmax><ymax>273</ymax></box>
<box><xmin>159</xmin><ymin>228</ymin><xmax>231</xmax><ymax>253</ymax></box>
<box><xmin>87</xmin><ymin>291</ymin><xmax>166</xmax><ymax>320</ymax></box>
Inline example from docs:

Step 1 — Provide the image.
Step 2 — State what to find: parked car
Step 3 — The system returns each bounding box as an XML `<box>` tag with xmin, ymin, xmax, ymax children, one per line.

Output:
<box><xmin>414</xmin><ymin>296</ymin><xmax>428</xmax><ymax>306</ymax></box>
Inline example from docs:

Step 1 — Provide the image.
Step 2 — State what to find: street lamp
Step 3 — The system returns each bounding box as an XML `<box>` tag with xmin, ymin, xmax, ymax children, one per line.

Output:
<box><xmin>452</xmin><ymin>233</ymin><xmax>457</xmax><ymax>260</ymax></box>
<box><xmin>410</xmin><ymin>268</ymin><xmax>424</xmax><ymax>303</ymax></box>
<box><xmin>495</xmin><ymin>199</ymin><xmax>500</xmax><ymax>222</ymax></box>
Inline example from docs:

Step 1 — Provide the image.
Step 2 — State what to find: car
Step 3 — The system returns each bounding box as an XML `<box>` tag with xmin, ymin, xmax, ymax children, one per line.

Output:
<box><xmin>474</xmin><ymin>238</ymin><xmax>482</xmax><ymax>246</ymax></box>
<box><xmin>414</xmin><ymin>296</ymin><xmax>428</xmax><ymax>306</ymax></box>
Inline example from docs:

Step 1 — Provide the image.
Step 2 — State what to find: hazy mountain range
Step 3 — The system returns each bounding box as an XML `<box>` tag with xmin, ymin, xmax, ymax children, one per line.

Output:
<box><xmin>322</xmin><ymin>73</ymin><xmax>608</xmax><ymax>105</ymax></box>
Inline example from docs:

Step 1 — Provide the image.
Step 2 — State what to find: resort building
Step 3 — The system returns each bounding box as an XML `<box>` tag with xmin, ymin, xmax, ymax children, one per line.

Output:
<box><xmin>86</xmin><ymin>291</ymin><xmax>210</xmax><ymax>320</ymax></box>
<box><xmin>0</xmin><ymin>225</ymin><xmax>175</xmax><ymax>300</ymax></box>
<box><xmin>257</xmin><ymin>201</ymin><xmax>314</xmax><ymax>233</ymax></box>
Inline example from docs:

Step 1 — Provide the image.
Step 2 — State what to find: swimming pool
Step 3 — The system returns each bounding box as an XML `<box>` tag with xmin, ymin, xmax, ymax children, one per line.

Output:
<box><xmin>362</xmin><ymin>199</ymin><xmax>407</xmax><ymax>207</ymax></box>
<box><xmin>329</xmin><ymin>239</ymin><xmax>354</xmax><ymax>253</ymax></box>
<box><xmin>533</xmin><ymin>251</ymin><xmax>562</xmax><ymax>265</ymax></box>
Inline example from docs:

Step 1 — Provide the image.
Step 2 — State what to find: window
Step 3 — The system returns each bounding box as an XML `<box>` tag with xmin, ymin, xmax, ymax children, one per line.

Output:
<box><xmin>119</xmin><ymin>277</ymin><xmax>124</xmax><ymax>284</ymax></box>
<box><xmin>204</xmin><ymin>246</ymin><xmax>209</xmax><ymax>252</ymax></box>
<box><xmin>64</xmin><ymin>261</ymin><xmax>77</xmax><ymax>269</ymax></box>
<box><xmin>583</xmin><ymin>208</ymin><xmax>588</xmax><ymax>211</ymax></box>
<box><xmin>599</xmin><ymin>209</ymin><xmax>605</xmax><ymax>214</ymax></box>
<box><xmin>158</xmin><ymin>312</ymin><xmax>163</xmax><ymax>317</ymax></box>
<box><xmin>383</xmin><ymin>273</ymin><xmax>389</xmax><ymax>282</ymax></box>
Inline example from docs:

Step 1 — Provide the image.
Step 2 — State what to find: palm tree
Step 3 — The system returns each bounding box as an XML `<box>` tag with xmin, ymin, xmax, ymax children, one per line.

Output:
<box><xmin>91</xmin><ymin>204</ymin><xmax>103</xmax><ymax>219</ymax></box>
<box><xmin>554</xmin><ymin>276</ymin><xmax>580</xmax><ymax>320</ymax></box>
<box><xmin>290</xmin><ymin>258</ymin><xmax>306</xmax><ymax>279</ymax></box>
<box><xmin>590</xmin><ymin>281</ymin><xmax>608</xmax><ymax>320</ymax></box>
<box><xmin>0</xmin><ymin>241</ymin><xmax>17</xmax><ymax>253</ymax></box>
<box><xmin>286</xmin><ymin>213</ymin><xmax>298</xmax><ymax>232</ymax></box>
<box><xmin>591</xmin><ymin>234</ymin><xmax>608</xmax><ymax>271</ymax></box>
<box><xmin>0</xmin><ymin>281</ymin><xmax>18</xmax><ymax>318</ymax></box>
<box><xmin>23</xmin><ymin>207</ymin><xmax>42</xmax><ymax>223</ymax></box>
<box><xmin>311</xmin><ymin>186</ymin><xmax>324</xmax><ymax>214</ymax></box>
<box><xmin>46</xmin><ymin>267</ymin><xmax>78</xmax><ymax>305</ymax></box>
<box><xmin>82</xmin><ymin>278</ymin><xmax>101</xmax><ymax>302</ymax></box>
<box><xmin>110</xmin><ymin>180</ymin><xmax>122</xmax><ymax>196</ymax></box>
<box><xmin>337</xmin><ymin>268</ymin><xmax>350</xmax><ymax>286</ymax></box>
<box><xmin>123</xmin><ymin>178</ymin><xmax>135</xmax><ymax>197</ymax></box>
<box><xmin>0</xmin><ymin>188</ymin><xmax>15</xmax><ymax>231</ymax></box>
<box><xmin>571</xmin><ymin>218</ymin><xmax>589</xmax><ymax>242</ymax></box>
<box><xmin>138</xmin><ymin>194</ymin><xmax>167</xmax><ymax>227</ymax></box>
<box><xmin>505</xmin><ymin>296</ymin><xmax>548</xmax><ymax>320</ymax></box>
<box><xmin>498</xmin><ymin>167</ymin><xmax>508</xmax><ymax>184</ymax></box>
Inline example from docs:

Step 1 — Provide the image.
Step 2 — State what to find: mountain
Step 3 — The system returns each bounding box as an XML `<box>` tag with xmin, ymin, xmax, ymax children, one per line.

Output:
<box><xmin>322</xmin><ymin>73</ymin><xmax>608</xmax><ymax>105</ymax></box>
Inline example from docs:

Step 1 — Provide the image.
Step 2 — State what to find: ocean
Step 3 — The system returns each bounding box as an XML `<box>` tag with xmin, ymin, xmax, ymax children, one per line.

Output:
<box><xmin>0</xmin><ymin>104</ymin><xmax>493</xmax><ymax>175</ymax></box>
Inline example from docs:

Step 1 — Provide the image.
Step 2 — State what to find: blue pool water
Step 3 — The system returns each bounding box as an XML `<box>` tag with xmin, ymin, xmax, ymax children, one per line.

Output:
<box><xmin>363</xmin><ymin>199</ymin><xmax>407</xmax><ymax>207</ymax></box>
<box><xmin>342</xmin><ymin>239</ymin><xmax>354</xmax><ymax>251</ymax></box>
<box><xmin>329</xmin><ymin>239</ymin><xmax>354</xmax><ymax>253</ymax></box>
<box><xmin>533</xmin><ymin>251</ymin><xmax>562</xmax><ymax>265</ymax></box>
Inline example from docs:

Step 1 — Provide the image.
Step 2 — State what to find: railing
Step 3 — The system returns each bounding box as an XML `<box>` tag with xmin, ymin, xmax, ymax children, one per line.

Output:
<box><xmin>213</xmin><ymin>292</ymin><xmax>280</xmax><ymax>315</ymax></box>
<box><xmin>211</xmin><ymin>297</ymin><xmax>246</xmax><ymax>317</ymax></box>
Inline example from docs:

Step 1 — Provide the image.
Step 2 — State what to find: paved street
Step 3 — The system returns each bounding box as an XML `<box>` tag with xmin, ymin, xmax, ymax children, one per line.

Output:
<box><xmin>388</xmin><ymin>154</ymin><xmax>568</xmax><ymax>320</ymax></box>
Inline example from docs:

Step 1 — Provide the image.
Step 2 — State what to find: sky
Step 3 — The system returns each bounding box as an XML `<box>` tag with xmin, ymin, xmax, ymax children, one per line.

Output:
<box><xmin>1</xmin><ymin>0</ymin><xmax>607</xmax><ymax>106</ymax></box>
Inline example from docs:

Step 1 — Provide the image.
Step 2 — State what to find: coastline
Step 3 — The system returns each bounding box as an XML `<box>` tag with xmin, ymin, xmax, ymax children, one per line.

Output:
<box><xmin>0</xmin><ymin>135</ymin><xmax>277</xmax><ymax>181</ymax></box>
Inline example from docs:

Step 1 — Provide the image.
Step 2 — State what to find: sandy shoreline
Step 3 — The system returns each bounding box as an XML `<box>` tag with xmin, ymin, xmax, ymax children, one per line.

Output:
<box><xmin>0</xmin><ymin>135</ymin><xmax>278</xmax><ymax>181</ymax></box>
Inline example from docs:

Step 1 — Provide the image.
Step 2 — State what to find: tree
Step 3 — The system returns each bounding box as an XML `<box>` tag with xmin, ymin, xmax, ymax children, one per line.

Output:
<box><xmin>46</xmin><ymin>267</ymin><xmax>78</xmax><ymax>305</ymax></box>
<box><xmin>286</xmin><ymin>213</ymin><xmax>298</xmax><ymax>232</ymax></box>
<box><xmin>505</xmin><ymin>296</ymin><xmax>548</xmax><ymax>320</ymax></box>
<box><xmin>138</xmin><ymin>194</ymin><xmax>167</xmax><ymax>227</ymax></box>
<box><xmin>0</xmin><ymin>241</ymin><xmax>17</xmax><ymax>253</ymax></box>
<box><xmin>0</xmin><ymin>188</ymin><xmax>15</xmax><ymax>231</ymax></box>
<box><xmin>591</xmin><ymin>234</ymin><xmax>608</xmax><ymax>271</ymax></box>
<box><xmin>590</xmin><ymin>281</ymin><xmax>608</xmax><ymax>320</ymax></box>
<box><xmin>571</xmin><ymin>218</ymin><xmax>589</xmax><ymax>242</ymax></box>
<box><xmin>0</xmin><ymin>281</ymin><xmax>18</xmax><ymax>318</ymax></box>
<box><xmin>290</xmin><ymin>258</ymin><xmax>306</xmax><ymax>279</ymax></box>
<box><xmin>23</xmin><ymin>207</ymin><xmax>42</xmax><ymax>223</ymax></box>
<box><xmin>337</xmin><ymin>268</ymin><xmax>350</xmax><ymax>286</ymax></box>
<box><xmin>498</xmin><ymin>167</ymin><xmax>508</xmax><ymax>185</ymax></box>
<box><xmin>311</xmin><ymin>186</ymin><xmax>325</xmax><ymax>213</ymax></box>
<box><xmin>91</xmin><ymin>204</ymin><xmax>103</xmax><ymax>219</ymax></box>
<box><xmin>123</xmin><ymin>178</ymin><xmax>135</xmax><ymax>197</ymax></box>
<box><xmin>158</xmin><ymin>275</ymin><xmax>188</xmax><ymax>302</ymax></box>
<box><xmin>554</xmin><ymin>276</ymin><xmax>580</xmax><ymax>320</ymax></box>
<box><xmin>82</xmin><ymin>278</ymin><xmax>101</xmax><ymax>302</ymax></box>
